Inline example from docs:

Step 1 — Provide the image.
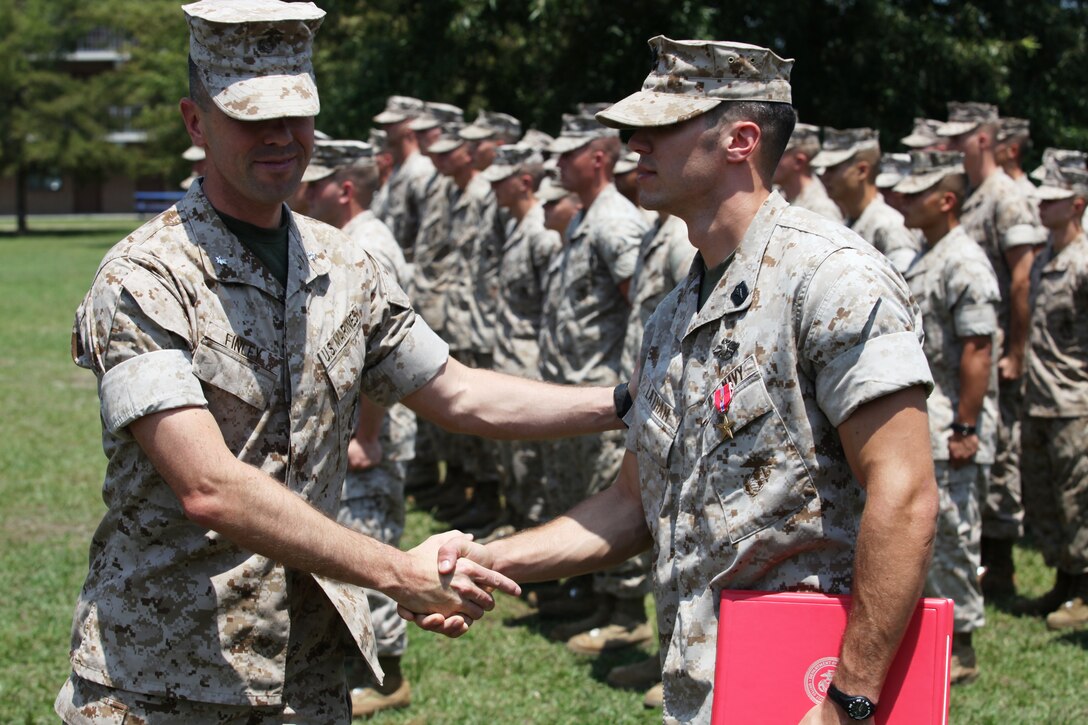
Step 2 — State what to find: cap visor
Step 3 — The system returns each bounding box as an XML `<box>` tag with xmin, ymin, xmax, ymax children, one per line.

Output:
<box><xmin>428</xmin><ymin>138</ymin><xmax>465</xmax><ymax>155</ymax></box>
<box><xmin>1035</xmin><ymin>185</ymin><xmax>1073</xmax><ymax>201</ymax></box>
<box><xmin>614</xmin><ymin>161</ymin><xmax>638</xmax><ymax>175</ymax></box>
<box><xmin>893</xmin><ymin>171</ymin><xmax>946</xmax><ymax>195</ymax></box>
<box><xmin>210</xmin><ymin>72</ymin><xmax>319</xmax><ymax>122</ymax></box>
<box><xmin>900</xmin><ymin>133</ymin><xmax>936</xmax><ymax>148</ymax></box>
<box><xmin>595</xmin><ymin>91</ymin><xmax>720</xmax><ymax>129</ymax></box>
<box><xmin>408</xmin><ymin>119</ymin><xmax>440</xmax><ymax>131</ymax></box>
<box><xmin>374</xmin><ymin>110</ymin><xmax>408</xmax><ymax>125</ymax></box>
<box><xmin>182</xmin><ymin>145</ymin><xmax>206</xmax><ymax>162</ymax></box>
<box><xmin>875</xmin><ymin>173</ymin><xmax>903</xmax><ymax>189</ymax></box>
<box><xmin>460</xmin><ymin>126</ymin><xmax>494</xmax><ymax>141</ymax></box>
<box><xmin>810</xmin><ymin>149</ymin><xmax>857</xmax><ymax>169</ymax></box>
<box><xmin>936</xmin><ymin>121</ymin><xmax>978</xmax><ymax>138</ymax></box>
<box><xmin>548</xmin><ymin>136</ymin><xmax>593</xmax><ymax>155</ymax></box>
<box><xmin>482</xmin><ymin>165</ymin><xmax>516</xmax><ymax>183</ymax></box>
<box><xmin>301</xmin><ymin>164</ymin><xmax>335</xmax><ymax>184</ymax></box>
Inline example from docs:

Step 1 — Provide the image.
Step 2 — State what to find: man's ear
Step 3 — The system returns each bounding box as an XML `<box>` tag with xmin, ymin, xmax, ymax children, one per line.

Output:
<box><xmin>724</xmin><ymin>120</ymin><xmax>761</xmax><ymax>165</ymax></box>
<box><xmin>339</xmin><ymin>179</ymin><xmax>354</xmax><ymax>206</ymax></box>
<box><xmin>180</xmin><ymin>98</ymin><xmax>206</xmax><ymax>147</ymax></box>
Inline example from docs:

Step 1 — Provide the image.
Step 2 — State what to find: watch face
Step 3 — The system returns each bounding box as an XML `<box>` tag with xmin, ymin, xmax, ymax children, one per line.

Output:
<box><xmin>847</xmin><ymin>698</ymin><xmax>874</xmax><ymax>719</ymax></box>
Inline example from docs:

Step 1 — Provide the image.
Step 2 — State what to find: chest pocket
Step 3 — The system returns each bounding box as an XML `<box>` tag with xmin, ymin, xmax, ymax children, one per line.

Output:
<box><xmin>192</xmin><ymin>326</ymin><xmax>279</xmax><ymax>410</ymax></box>
<box><xmin>699</xmin><ymin>361</ymin><xmax>816</xmax><ymax>544</ymax></box>
<box><xmin>318</xmin><ymin>316</ymin><xmax>367</xmax><ymax>453</ymax></box>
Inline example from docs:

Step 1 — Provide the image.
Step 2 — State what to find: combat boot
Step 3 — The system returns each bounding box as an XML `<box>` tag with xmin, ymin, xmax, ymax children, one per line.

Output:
<box><xmin>980</xmin><ymin>537</ymin><xmax>1017</xmax><ymax>599</ymax></box>
<box><xmin>566</xmin><ymin>594</ymin><xmax>653</xmax><ymax>655</ymax></box>
<box><xmin>606</xmin><ymin>654</ymin><xmax>662</xmax><ymax>690</ymax></box>
<box><xmin>949</xmin><ymin>631</ymin><xmax>979</xmax><ymax>685</ymax></box>
<box><xmin>1045</xmin><ymin>575</ymin><xmax>1088</xmax><ymax>631</ymax></box>
<box><xmin>1012</xmin><ymin>569</ymin><xmax>1074</xmax><ymax>616</ymax></box>
<box><xmin>643</xmin><ymin>682</ymin><xmax>664</xmax><ymax>709</ymax></box>
<box><xmin>349</xmin><ymin>655</ymin><xmax>411</xmax><ymax>718</ymax></box>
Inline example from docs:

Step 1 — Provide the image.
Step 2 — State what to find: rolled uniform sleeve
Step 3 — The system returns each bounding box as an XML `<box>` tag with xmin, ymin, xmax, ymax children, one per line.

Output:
<box><xmin>359</xmin><ymin>259</ymin><xmax>449</xmax><ymax>406</ymax></box>
<box><xmin>949</xmin><ymin>260</ymin><xmax>1000</xmax><ymax>339</ymax></box>
<box><xmin>800</xmin><ymin>248</ymin><xmax>934</xmax><ymax>427</ymax></box>
<box><xmin>74</xmin><ymin>261</ymin><xmax>206</xmax><ymax>435</ymax></box>
<box><xmin>997</xmin><ymin>192</ymin><xmax>1044</xmax><ymax>249</ymax></box>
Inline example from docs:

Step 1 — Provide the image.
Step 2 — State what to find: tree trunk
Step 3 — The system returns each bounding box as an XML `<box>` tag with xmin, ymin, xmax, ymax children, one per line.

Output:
<box><xmin>15</xmin><ymin>163</ymin><xmax>29</xmax><ymax>234</ymax></box>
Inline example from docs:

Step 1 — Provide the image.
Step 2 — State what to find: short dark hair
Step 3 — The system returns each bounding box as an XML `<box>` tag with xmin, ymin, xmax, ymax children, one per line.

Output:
<box><xmin>588</xmin><ymin>136</ymin><xmax>622</xmax><ymax>175</ymax></box>
<box><xmin>934</xmin><ymin>172</ymin><xmax>967</xmax><ymax>215</ymax></box>
<box><xmin>187</xmin><ymin>56</ymin><xmax>212</xmax><ymax>110</ymax></box>
<box><xmin>703</xmin><ymin>101</ymin><xmax>797</xmax><ymax>184</ymax></box>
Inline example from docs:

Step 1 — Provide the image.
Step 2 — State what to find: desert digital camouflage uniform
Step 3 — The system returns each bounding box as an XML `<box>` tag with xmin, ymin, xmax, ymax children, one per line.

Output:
<box><xmin>959</xmin><ymin>167</ymin><xmax>1043</xmax><ymax>540</ymax></box>
<box><xmin>338</xmin><ymin>209</ymin><xmax>417</xmax><ymax>658</ymax></box>
<box><xmin>904</xmin><ymin>225</ymin><xmax>1000</xmax><ymax>633</ymax></box>
<box><xmin>378</xmin><ymin>150</ymin><xmax>435</xmax><ymax>263</ymax></box>
<box><xmin>59</xmin><ymin>181</ymin><xmax>449</xmax><ymax>720</ymax></box>
<box><xmin>493</xmin><ymin>202</ymin><xmax>562</xmax><ymax>524</ymax></box>
<box><xmin>849</xmin><ymin>189</ymin><xmax>920</xmax><ymax>274</ymax></box>
<box><xmin>792</xmin><ymin>173</ymin><xmax>844</xmax><ymax>223</ymax></box>
<box><xmin>410</xmin><ymin>174</ymin><xmax>456</xmax><ymax>335</ymax></box>
<box><xmin>1022</xmin><ymin>231</ymin><xmax>1088</xmax><ymax>574</ymax></box>
<box><xmin>539</xmin><ymin>182</ymin><xmax>646</xmax><ymax>516</ymax></box>
<box><xmin>621</xmin><ymin>214</ymin><xmax>695</xmax><ymax>378</ymax></box>
<box><xmin>626</xmin><ymin>193</ymin><xmax>931</xmax><ymax>723</ymax></box>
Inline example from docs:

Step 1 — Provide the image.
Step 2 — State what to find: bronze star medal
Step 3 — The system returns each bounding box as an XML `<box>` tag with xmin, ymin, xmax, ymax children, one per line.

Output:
<box><xmin>713</xmin><ymin>383</ymin><xmax>733</xmax><ymax>440</ymax></box>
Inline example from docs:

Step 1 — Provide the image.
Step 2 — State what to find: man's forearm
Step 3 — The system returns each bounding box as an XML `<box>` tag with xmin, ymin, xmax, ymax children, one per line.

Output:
<box><xmin>488</xmin><ymin>452</ymin><xmax>651</xmax><ymax>581</ymax></box>
<box><xmin>956</xmin><ymin>337</ymin><xmax>991</xmax><ymax>424</ymax></box>
<box><xmin>403</xmin><ymin>357</ymin><xmax>621</xmax><ymax>440</ymax></box>
<box><xmin>1004</xmin><ymin>244</ymin><xmax>1037</xmax><ymax>364</ymax></box>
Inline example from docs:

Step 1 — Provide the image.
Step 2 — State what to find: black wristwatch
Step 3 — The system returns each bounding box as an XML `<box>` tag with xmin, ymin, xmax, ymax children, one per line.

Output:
<box><xmin>613</xmin><ymin>382</ymin><xmax>633</xmax><ymax>424</ymax></box>
<box><xmin>949</xmin><ymin>421</ymin><xmax>977</xmax><ymax>436</ymax></box>
<box><xmin>826</xmin><ymin>684</ymin><xmax>876</xmax><ymax>720</ymax></box>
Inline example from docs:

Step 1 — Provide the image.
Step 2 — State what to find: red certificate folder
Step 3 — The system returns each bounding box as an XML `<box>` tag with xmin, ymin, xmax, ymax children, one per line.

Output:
<box><xmin>712</xmin><ymin>591</ymin><xmax>953</xmax><ymax>724</ymax></box>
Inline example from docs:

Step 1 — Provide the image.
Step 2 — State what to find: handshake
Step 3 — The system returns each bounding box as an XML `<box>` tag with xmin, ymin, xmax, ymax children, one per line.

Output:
<box><xmin>393</xmin><ymin>530</ymin><xmax>516</xmax><ymax>638</ymax></box>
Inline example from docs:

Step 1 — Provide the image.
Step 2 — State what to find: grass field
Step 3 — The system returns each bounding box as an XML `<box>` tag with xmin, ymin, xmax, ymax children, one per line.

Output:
<box><xmin>1</xmin><ymin>222</ymin><xmax>1085</xmax><ymax>724</ymax></box>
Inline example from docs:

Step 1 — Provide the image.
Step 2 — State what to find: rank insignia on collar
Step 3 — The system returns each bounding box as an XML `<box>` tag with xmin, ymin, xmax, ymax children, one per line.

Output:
<box><xmin>714</xmin><ymin>383</ymin><xmax>733</xmax><ymax>440</ymax></box>
<box><xmin>215</xmin><ymin>256</ymin><xmax>228</xmax><ymax>265</ymax></box>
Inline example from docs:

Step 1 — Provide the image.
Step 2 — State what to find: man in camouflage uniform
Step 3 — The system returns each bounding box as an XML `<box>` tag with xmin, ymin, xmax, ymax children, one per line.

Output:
<box><xmin>938</xmin><ymin>101</ymin><xmax>1045</xmax><ymax>597</ymax></box>
<box><xmin>875</xmin><ymin>152</ymin><xmax>912</xmax><ymax>214</ymax></box>
<box><xmin>813</xmin><ymin>127</ymin><xmax>921</xmax><ymax>273</ymax></box>
<box><xmin>373</xmin><ymin>95</ymin><xmax>434</xmax><ymax>262</ymax></box>
<box><xmin>773</xmin><ymin>121</ymin><xmax>845</xmax><ymax>223</ymax></box>
<box><xmin>994</xmin><ymin>117</ymin><xmax>1037</xmax><ymax>199</ymax></box>
<box><xmin>1018</xmin><ymin>159</ymin><xmax>1088</xmax><ymax>631</ymax></box>
<box><xmin>482</xmin><ymin>144</ymin><xmax>563</xmax><ymax>535</ymax></box>
<box><xmin>426</xmin><ymin>128</ymin><xmax>506</xmax><ymax>528</ymax></box>
<box><xmin>410</xmin><ymin>101</ymin><xmax>464</xmax><ymax>155</ymax></box>
<box><xmin>896</xmin><ymin>151</ymin><xmax>1001</xmax><ymax>683</ymax></box>
<box><xmin>300</xmin><ymin>140</ymin><xmax>421</xmax><ymax>715</ymax></box>
<box><xmin>54</xmin><ymin>3</ymin><xmax>631</xmax><ymax>721</ymax></box>
<box><xmin>428</xmin><ymin>37</ymin><xmax>937</xmax><ymax>723</ymax></box>
<box><xmin>539</xmin><ymin>111</ymin><xmax>651</xmax><ymax>649</ymax></box>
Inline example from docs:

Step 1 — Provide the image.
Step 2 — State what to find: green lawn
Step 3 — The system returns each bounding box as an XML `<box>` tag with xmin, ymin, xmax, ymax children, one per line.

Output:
<box><xmin>0</xmin><ymin>224</ymin><xmax>1085</xmax><ymax>724</ymax></box>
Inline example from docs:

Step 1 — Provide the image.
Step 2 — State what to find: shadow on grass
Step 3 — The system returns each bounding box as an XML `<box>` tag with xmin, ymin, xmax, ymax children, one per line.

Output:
<box><xmin>1055</xmin><ymin>627</ymin><xmax>1088</xmax><ymax>651</ymax></box>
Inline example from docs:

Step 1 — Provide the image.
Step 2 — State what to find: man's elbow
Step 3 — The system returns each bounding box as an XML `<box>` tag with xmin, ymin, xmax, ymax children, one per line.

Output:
<box><xmin>909</xmin><ymin>472</ymin><xmax>940</xmax><ymax>544</ymax></box>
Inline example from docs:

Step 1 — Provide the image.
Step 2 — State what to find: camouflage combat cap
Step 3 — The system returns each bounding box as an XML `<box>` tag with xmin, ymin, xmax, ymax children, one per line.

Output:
<box><xmin>876</xmin><ymin>152</ymin><xmax>912</xmax><ymax>190</ymax></box>
<box><xmin>614</xmin><ymin>149</ymin><xmax>639</xmax><ymax>175</ymax></box>
<box><xmin>784</xmin><ymin>122</ymin><xmax>821</xmax><ymax>154</ymax></box>
<box><xmin>426</xmin><ymin>124</ymin><xmax>467</xmax><ymax>155</ymax></box>
<box><xmin>936</xmin><ymin>102</ymin><xmax>999</xmax><ymax>138</ymax></box>
<box><xmin>460</xmin><ymin>111</ymin><xmax>523</xmax><ymax>142</ymax></box>
<box><xmin>997</xmin><ymin>117</ymin><xmax>1030</xmax><ymax>144</ymax></box>
<box><xmin>547</xmin><ymin>112</ymin><xmax>619</xmax><ymax>155</ymax></box>
<box><xmin>481</xmin><ymin>143</ymin><xmax>544</xmax><ymax>183</ymax></box>
<box><xmin>1032</xmin><ymin>149</ymin><xmax>1088</xmax><ymax>200</ymax></box>
<box><xmin>409</xmin><ymin>102</ymin><xmax>464</xmax><ymax>132</ymax></box>
<box><xmin>900</xmin><ymin>118</ymin><xmax>943</xmax><ymax>149</ymax></box>
<box><xmin>596</xmin><ymin>36</ymin><xmax>793</xmax><ymax>130</ymax></box>
<box><xmin>1030</xmin><ymin>148</ymin><xmax>1087</xmax><ymax>182</ymax></box>
<box><xmin>373</xmin><ymin>95</ymin><xmax>425</xmax><ymax>125</ymax></box>
<box><xmin>520</xmin><ymin>128</ymin><xmax>555</xmax><ymax>153</ymax></box>
<box><xmin>302</xmin><ymin>139</ymin><xmax>373</xmax><ymax>183</ymax></box>
<box><xmin>182</xmin><ymin>144</ymin><xmax>206</xmax><ymax>162</ymax></box>
<box><xmin>892</xmin><ymin>151</ymin><xmax>965</xmax><ymax>195</ymax></box>
<box><xmin>810</xmin><ymin>127</ymin><xmax>880</xmax><ymax>169</ymax></box>
<box><xmin>183</xmin><ymin>0</ymin><xmax>325</xmax><ymax>122</ymax></box>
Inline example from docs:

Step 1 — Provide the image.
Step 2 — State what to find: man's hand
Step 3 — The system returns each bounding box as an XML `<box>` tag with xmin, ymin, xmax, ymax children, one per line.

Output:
<box><xmin>347</xmin><ymin>436</ymin><xmax>382</xmax><ymax>470</ymax></box>
<box><xmin>947</xmin><ymin>431</ymin><xmax>979</xmax><ymax>468</ymax></box>
<box><xmin>394</xmin><ymin>532</ymin><xmax>519</xmax><ymax>638</ymax></box>
<box><xmin>997</xmin><ymin>353</ymin><xmax>1023</xmax><ymax>382</ymax></box>
<box><xmin>797</xmin><ymin>698</ymin><xmax>858</xmax><ymax>724</ymax></box>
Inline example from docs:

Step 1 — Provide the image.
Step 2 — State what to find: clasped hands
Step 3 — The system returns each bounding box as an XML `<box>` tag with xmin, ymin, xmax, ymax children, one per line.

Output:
<box><xmin>395</xmin><ymin>531</ymin><xmax>515</xmax><ymax>638</ymax></box>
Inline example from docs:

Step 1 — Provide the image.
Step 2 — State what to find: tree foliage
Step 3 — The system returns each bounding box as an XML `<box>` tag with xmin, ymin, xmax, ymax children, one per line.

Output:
<box><xmin>4</xmin><ymin>0</ymin><xmax>1087</xmax><ymax>221</ymax></box>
